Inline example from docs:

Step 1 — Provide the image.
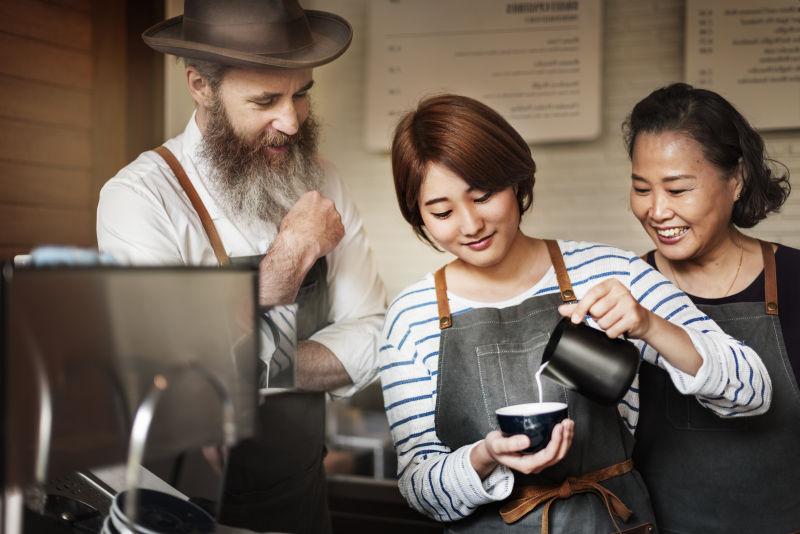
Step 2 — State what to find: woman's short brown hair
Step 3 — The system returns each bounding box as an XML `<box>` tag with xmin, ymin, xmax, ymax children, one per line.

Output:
<box><xmin>391</xmin><ymin>94</ymin><xmax>536</xmax><ymax>248</ymax></box>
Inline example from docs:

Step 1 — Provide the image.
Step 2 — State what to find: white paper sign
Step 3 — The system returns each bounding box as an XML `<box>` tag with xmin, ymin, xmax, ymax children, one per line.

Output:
<box><xmin>686</xmin><ymin>0</ymin><xmax>800</xmax><ymax>130</ymax></box>
<box><xmin>364</xmin><ymin>0</ymin><xmax>603</xmax><ymax>151</ymax></box>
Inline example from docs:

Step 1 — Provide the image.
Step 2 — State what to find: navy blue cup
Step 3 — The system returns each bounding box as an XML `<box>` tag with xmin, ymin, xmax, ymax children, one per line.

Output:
<box><xmin>495</xmin><ymin>402</ymin><xmax>568</xmax><ymax>453</ymax></box>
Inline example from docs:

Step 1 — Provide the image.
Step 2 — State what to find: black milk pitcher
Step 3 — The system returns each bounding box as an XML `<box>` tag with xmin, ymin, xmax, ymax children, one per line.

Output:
<box><xmin>541</xmin><ymin>317</ymin><xmax>639</xmax><ymax>405</ymax></box>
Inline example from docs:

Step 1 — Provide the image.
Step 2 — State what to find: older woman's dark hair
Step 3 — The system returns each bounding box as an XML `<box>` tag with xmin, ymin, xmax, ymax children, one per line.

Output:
<box><xmin>623</xmin><ymin>83</ymin><xmax>790</xmax><ymax>228</ymax></box>
<box><xmin>391</xmin><ymin>94</ymin><xmax>535</xmax><ymax>248</ymax></box>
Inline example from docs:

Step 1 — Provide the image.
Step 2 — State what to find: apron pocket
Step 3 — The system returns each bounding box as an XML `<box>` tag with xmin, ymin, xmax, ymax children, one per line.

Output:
<box><xmin>664</xmin><ymin>374</ymin><xmax>749</xmax><ymax>431</ymax></box>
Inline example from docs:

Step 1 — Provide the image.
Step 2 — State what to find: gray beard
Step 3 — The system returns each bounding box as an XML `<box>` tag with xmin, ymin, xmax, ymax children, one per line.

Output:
<box><xmin>200</xmin><ymin>95</ymin><xmax>323</xmax><ymax>229</ymax></box>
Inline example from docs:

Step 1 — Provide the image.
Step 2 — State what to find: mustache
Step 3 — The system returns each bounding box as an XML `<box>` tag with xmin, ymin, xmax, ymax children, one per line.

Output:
<box><xmin>252</xmin><ymin>129</ymin><xmax>301</xmax><ymax>151</ymax></box>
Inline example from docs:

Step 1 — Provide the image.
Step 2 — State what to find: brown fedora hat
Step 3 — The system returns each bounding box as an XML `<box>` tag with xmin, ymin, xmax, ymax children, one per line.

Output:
<box><xmin>142</xmin><ymin>0</ymin><xmax>352</xmax><ymax>69</ymax></box>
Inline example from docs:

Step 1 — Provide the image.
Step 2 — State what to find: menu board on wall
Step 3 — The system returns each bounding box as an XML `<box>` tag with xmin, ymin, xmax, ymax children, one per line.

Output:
<box><xmin>364</xmin><ymin>0</ymin><xmax>602</xmax><ymax>152</ymax></box>
<box><xmin>686</xmin><ymin>0</ymin><xmax>800</xmax><ymax>130</ymax></box>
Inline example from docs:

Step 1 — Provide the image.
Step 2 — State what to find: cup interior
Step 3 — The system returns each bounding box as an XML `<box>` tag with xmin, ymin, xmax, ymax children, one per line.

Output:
<box><xmin>495</xmin><ymin>402</ymin><xmax>567</xmax><ymax>416</ymax></box>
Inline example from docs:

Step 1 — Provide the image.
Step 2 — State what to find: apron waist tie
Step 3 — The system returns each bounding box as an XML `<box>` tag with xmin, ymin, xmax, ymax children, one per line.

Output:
<box><xmin>499</xmin><ymin>458</ymin><xmax>634</xmax><ymax>534</ymax></box>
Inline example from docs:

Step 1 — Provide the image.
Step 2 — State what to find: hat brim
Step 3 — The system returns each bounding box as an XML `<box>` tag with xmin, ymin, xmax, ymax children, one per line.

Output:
<box><xmin>142</xmin><ymin>9</ymin><xmax>352</xmax><ymax>69</ymax></box>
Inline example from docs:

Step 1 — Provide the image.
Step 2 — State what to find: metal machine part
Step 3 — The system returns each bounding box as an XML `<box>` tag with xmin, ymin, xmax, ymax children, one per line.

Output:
<box><xmin>46</xmin><ymin>472</ymin><xmax>114</xmax><ymax>519</ymax></box>
<box><xmin>4</xmin><ymin>267</ymin><xmax>258</xmax><ymax>488</ymax></box>
<box><xmin>20</xmin><ymin>471</ymin><xmax>114</xmax><ymax>533</ymax></box>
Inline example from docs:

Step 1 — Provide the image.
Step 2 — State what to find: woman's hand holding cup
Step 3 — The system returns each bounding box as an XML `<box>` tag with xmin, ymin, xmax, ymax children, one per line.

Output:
<box><xmin>470</xmin><ymin>419</ymin><xmax>574</xmax><ymax>478</ymax></box>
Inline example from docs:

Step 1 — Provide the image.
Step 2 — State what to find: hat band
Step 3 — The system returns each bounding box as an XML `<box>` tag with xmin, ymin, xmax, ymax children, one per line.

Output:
<box><xmin>182</xmin><ymin>16</ymin><xmax>313</xmax><ymax>55</ymax></box>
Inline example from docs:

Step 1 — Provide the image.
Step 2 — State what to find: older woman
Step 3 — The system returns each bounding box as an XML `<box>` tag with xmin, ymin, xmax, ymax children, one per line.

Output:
<box><xmin>625</xmin><ymin>82</ymin><xmax>798</xmax><ymax>533</ymax></box>
<box><xmin>379</xmin><ymin>94</ymin><xmax>771</xmax><ymax>533</ymax></box>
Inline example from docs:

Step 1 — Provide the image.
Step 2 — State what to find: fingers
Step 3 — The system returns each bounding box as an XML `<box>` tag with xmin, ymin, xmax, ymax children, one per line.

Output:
<box><xmin>489</xmin><ymin>420</ymin><xmax>574</xmax><ymax>475</ymax></box>
<box><xmin>285</xmin><ymin>191</ymin><xmax>341</xmax><ymax>225</ymax></box>
<box><xmin>603</xmin><ymin>314</ymin><xmax>632</xmax><ymax>339</ymax></box>
<box><xmin>557</xmin><ymin>303</ymin><xmax>576</xmax><ymax>318</ymax></box>
<box><xmin>280</xmin><ymin>191</ymin><xmax>344</xmax><ymax>258</ymax></box>
<box><xmin>594</xmin><ymin>301</ymin><xmax>628</xmax><ymax>338</ymax></box>
<box><xmin>593</xmin><ymin>292</ymin><xmax>649</xmax><ymax>339</ymax></box>
<box><xmin>565</xmin><ymin>282</ymin><xmax>612</xmax><ymax>324</ymax></box>
<box><xmin>555</xmin><ymin>419</ymin><xmax>574</xmax><ymax>460</ymax></box>
<box><xmin>485</xmin><ymin>430</ymin><xmax>530</xmax><ymax>455</ymax></box>
<box><xmin>586</xmin><ymin>297</ymin><xmax>618</xmax><ymax>326</ymax></box>
<box><xmin>557</xmin><ymin>280</ymin><xmax>646</xmax><ymax>339</ymax></box>
<box><xmin>521</xmin><ymin>420</ymin><xmax>573</xmax><ymax>474</ymax></box>
<box><xmin>500</xmin><ymin>421</ymin><xmax>567</xmax><ymax>474</ymax></box>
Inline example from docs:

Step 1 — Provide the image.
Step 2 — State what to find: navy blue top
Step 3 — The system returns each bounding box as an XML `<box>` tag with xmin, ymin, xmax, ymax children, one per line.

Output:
<box><xmin>646</xmin><ymin>243</ymin><xmax>800</xmax><ymax>387</ymax></box>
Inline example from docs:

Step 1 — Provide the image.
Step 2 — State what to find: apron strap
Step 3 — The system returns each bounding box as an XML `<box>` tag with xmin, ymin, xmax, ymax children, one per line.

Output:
<box><xmin>433</xmin><ymin>267</ymin><xmax>452</xmax><ymax>330</ymax></box>
<box><xmin>434</xmin><ymin>240</ymin><xmax>578</xmax><ymax>330</ymax></box>
<box><xmin>544</xmin><ymin>239</ymin><xmax>577</xmax><ymax>303</ymax></box>
<box><xmin>759</xmin><ymin>240</ymin><xmax>778</xmax><ymax>316</ymax></box>
<box><xmin>500</xmin><ymin>458</ymin><xmax>636</xmax><ymax>533</ymax></box>
<box><xmin>153</xmin><ymin>145</ymin><xmax>230</xmax><ymax>266</ymax></box>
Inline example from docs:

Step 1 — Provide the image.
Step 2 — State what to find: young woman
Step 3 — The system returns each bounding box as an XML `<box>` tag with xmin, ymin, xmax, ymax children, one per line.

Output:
<box><xmin>379</xmin><ymin>94</ymin><xmax>771</xmax><ymax>533</ymax></box>
<box><xmin>625</xmin><ymin>83</ymin><xmax>799</xmax><ymax>533</ymax></box>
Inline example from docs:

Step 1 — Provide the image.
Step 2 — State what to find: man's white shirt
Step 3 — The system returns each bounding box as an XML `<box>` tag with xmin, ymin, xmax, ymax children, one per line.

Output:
<box><xmin>97</xmin><ymin>112</ymin><xmax>387</xmax><ymax>397</ymax></box>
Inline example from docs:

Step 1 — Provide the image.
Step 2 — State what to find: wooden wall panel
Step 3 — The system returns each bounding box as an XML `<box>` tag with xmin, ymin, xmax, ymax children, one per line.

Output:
<box><xmin>0</xmin><ymin>32</ymin><xmax>92</xmax><ymax>89</ymax></box>
<box><xmin>42</xmin><ymin>0</ymin><xmax>90</xmax><ymax>13</ymax></box>
<box><xmin>0</xmin><ymin>76</ymin><xmax>91</xmax><ymax>128</ymax></box>
<box><xmin>0</xmin><ymin>205</ymin><xmax>93</xmax><ymax>245</ymax></box>
<box><xmin>0</xmin><ymin>0</ymin><xmax>163</xmax><ymax>259</ymax></box>
<box><xmin>0</xmin><ymin>0</ymin><xmax>91</xmax><ymax>50</ymax></box>
<box><xmin>0</xmin><ymin>118</ymin><xmax>91</xmax><ymax>169</ymax></box>
<box><xmin>0</xmin><ymin>161</ymin><xmax>91</xmax><ymax>209</ymax></box>
<box><xmin>90</xmin><ymin>0</ymin><xmax>126</xmax><ymax>219</ymax></box>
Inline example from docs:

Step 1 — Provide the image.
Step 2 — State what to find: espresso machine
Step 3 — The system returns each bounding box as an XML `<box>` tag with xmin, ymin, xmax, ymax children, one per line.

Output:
<box><xmin>1</xmin><ymin>263</ymin><xmax>264</xmax><ymax>533</ymax></box>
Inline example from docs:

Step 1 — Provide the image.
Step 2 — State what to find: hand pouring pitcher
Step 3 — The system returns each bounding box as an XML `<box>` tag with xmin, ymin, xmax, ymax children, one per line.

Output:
<box><xmin>541</xmin><ymin>317</ymin><xmax>639</xmax><ymax>405</ymax></box>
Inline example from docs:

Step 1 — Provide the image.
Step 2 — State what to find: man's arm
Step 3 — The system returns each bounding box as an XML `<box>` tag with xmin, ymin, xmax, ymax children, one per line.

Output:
<box><xmin>295</xmin><ymin>340</ymin><xmax>351</xmax><ymax>391</ymax></box>
<box><xmin>257</xmin><ymin>187</ymin><xmax>358</xmax><ymax>392</ymax></box>
<box><xmin>259</xmin><ymin>171</ymin><xmax>386</xmax><ymax>396</ymax></box>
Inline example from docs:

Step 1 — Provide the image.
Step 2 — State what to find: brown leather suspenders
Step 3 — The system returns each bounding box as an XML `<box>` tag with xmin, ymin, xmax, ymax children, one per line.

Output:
<box><xmin>153</xmin><ymin>145</ymin><xmax>231</xmax><ymax>266</ymax></box>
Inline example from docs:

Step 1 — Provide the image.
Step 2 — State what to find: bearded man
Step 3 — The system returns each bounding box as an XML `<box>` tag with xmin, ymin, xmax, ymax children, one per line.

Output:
<box><xmin>96</xmin><ymin>1</ymin><xmax>386</xmax><ymax>532</ymax></box>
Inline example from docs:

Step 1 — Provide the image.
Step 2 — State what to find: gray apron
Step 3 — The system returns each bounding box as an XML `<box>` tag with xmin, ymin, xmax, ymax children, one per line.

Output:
<box><xmin>634</xmin><ymin>241</ymin><xmax>800</xmax><ymax>534</ymax></box>
<box><xmin>154</xmin><ymin>146</ymin><xmax>333</xmax><ymax>534</ymax></box>
<box><xmin>219</xmin><ymin>256</ymin><xmax>332</xmax><ymax>534</ymax></box>
<box><xmin>433</xmin><ymin>240</ymin><xmax>656</xmax><ymax>534</ymax></box>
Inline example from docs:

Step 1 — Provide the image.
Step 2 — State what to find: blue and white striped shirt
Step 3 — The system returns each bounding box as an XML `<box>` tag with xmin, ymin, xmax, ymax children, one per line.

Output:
<box><xmin>379</xmin><ymin>240</ymin><xmax>772</xmax><ymax>522</ymax></box>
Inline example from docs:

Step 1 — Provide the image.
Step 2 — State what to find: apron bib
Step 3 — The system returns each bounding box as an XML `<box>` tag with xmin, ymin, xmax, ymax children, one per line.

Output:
<box><xmin>635</xmin><ymin>241</ymin><xmax>800</xmax><ymax>534</ymax></box>
<box><xmin>433</xmin><ymin>240</ymin><xmax>656</xmax><ymax>534</ymax></box>
<box><xmin>155</xmin><ymin>146</ymin><xmax>333</xmax><ymax>534</ymax></box>
<box><xmin>220</xmin><ymin>256</ymin><xmax>331</xmax><ymax>534</ymax></box>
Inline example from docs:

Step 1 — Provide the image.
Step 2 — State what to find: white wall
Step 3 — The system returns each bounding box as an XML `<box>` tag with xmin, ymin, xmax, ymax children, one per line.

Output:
<box><xmin>164</xmin><ymin>0</ymin><xmax>195</xmax><ymax>138</ymax></box>
<box><xmin>165</xmin><ymin>0</ymin><xmax>800</xmax><ymax>299</ymax></box>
